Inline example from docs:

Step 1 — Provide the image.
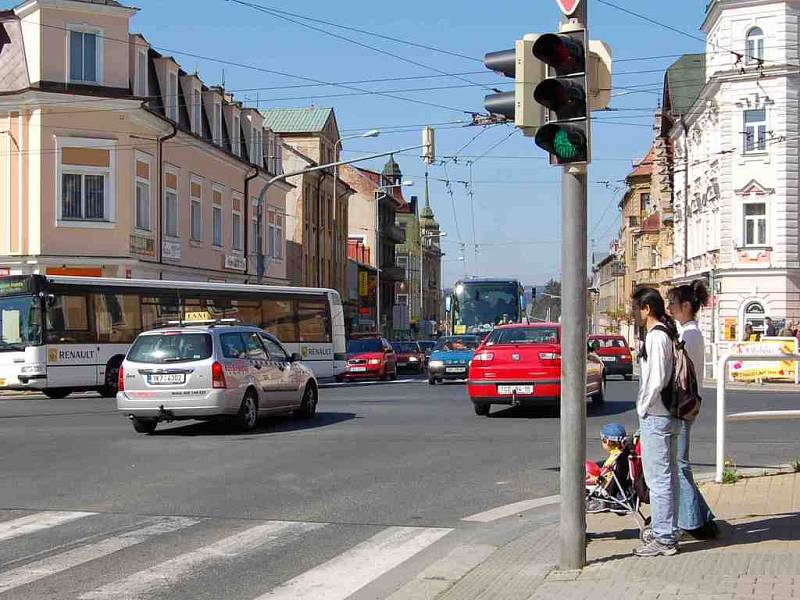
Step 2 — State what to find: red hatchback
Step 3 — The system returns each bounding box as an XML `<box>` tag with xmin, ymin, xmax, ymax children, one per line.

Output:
<box><xmin>345</xmin><ymin>337</ymin><xmax>398</xmax><ymax>382</ymax></box>
<box><xmin>467</xmin><ymin>324</ymin><xmax>605</xmax><ymax>417</ymax></box>
<box><xmin>587</xmin><ymin>334</ymin><xmax>634</xmax><ymax>380</ymax></box>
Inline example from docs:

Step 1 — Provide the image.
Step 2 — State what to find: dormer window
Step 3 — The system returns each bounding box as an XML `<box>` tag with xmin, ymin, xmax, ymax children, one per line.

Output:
<box><xmin>135</xmin><ymin>48</ymin><xmax>148</xmax><ymax>97</ymax></box>
<box><xmin>166</xmin><ymin>72</ymin><xmax>178</xmax><ymax>122</ymax></box>
<box><xmin>746</xmin><ymin>27</ymin><xmax>764</xmax><ymax>64</ymax></box>
<box><xmin>68</xmin><ymin>27</ymin><xmax>101</xmax><ymax>84</ymax></box>
<box><xmin>251</xmin><ymin>128</ymin><xmax>263</xmax><ymax>167</ymax></box>
<box><xmin>213</xmin><ymin>102</ymin><xmax>222</xmax><ymax>145</ymax></box>
<box><xmin>192</xmin><ymin>89</ymin><xmax>202</xmax><ymax>135</ymax></box>
<box><xmin>232</xmin><ymin>114</ymin><xmax>241</xmax><ymax>156</ymax></box>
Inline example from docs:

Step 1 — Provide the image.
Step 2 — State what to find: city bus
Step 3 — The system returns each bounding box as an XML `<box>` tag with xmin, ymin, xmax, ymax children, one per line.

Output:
<box><xmin>447</xmin><ymin>278</ymin><xmax>526</xmax><ymax>336</ymax></box>
<box><xmin>0</xmin><ymin>275</ymin><xmax>346</xmax><ymax>398</ymax></box>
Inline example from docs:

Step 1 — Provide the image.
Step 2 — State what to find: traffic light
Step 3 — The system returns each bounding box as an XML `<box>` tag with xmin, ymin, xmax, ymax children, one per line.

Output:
<box><xmin>483</xmin><ymin>35</ymin><xmax>544</xmax><ymax>136</ymax></box>
<box><xmin>533</xmin><ymin>27</ymin><xmax>589</xmax><ymax>165</ymax></box>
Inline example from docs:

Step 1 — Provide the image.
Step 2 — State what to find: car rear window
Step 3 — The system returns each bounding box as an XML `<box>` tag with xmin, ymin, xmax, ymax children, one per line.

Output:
<box><xmin>348</xmin><ymin>339</ymin><xmax>383</xmax><ymax>353</ymax></box>
<box><xmin>392</xmin><ymin>342</ymin><xmax>419</xmax><ymax>353</ymax></box>
<box><xmin>128</xmin><ymin>332</ymin><xmax>212</xmax><ymax>364</ymax></box>
<box><xmin>434</xmin><ymin>337</ymin><xmax>480</xmax><ymax>351</ymax></box>
<box><xmin>592</xmin><ymin>337</ymin><xmax>627</xmax><ymax>348</ymax></box>
<box><xmin>487</xmin><ymin>328</ymin><xmax>558</xmax><ymax>345</ymax></box>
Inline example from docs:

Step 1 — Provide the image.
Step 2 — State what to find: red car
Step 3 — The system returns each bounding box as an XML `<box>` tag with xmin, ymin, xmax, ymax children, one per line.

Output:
<box><xmin>587</xmin><ymin>334</ymin><xmax>634</xmax><ymax>380</ymax></box>
<box><xmin>345</xmin><ymin>337</ymin><xmax>398</xmax><ymax>381</ymax></box>
<box><xmin>391</xmin><ymin>341</ymin><xmax>426</xmax><ymax>374</ymax></box>
<box><xmin>467</xmin><ymin>323</ymin><xmax>605</xmax><ymax>417</ymax></box>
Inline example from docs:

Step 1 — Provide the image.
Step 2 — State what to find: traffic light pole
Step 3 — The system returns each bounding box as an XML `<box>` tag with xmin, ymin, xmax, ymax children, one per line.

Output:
<box><xmin>560</xmin><ymin>0</ymin><xmax>588</xmax><ymax>573</ymax></box>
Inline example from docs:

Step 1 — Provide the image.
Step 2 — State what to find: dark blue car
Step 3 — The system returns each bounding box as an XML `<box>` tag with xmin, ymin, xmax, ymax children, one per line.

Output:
<box><xmin>427</xmin><ymin>336</ymin><xmax>481</xmax><ymax>385</ymax></box>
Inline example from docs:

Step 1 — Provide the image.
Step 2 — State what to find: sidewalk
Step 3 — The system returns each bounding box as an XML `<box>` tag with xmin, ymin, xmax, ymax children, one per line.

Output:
<box><xmin>424</xmin><ymin>472</ymin><xmax>800</xmax><ymax>600</ymax></box>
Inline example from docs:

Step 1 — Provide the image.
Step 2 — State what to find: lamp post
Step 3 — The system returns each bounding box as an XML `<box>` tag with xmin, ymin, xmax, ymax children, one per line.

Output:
<box><xmin>374</xmin><ymin>180</ymin><xmax>414</xmax><ymax>336</ymax></box>
<box><xmin>333</xmin><ymin>129</ymin><xmax>380</xmax><ymax>292</ymax></box>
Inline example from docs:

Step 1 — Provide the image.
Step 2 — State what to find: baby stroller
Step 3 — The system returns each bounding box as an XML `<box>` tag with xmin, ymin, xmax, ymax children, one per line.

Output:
<box><xmin>585</xmin><ymin>432</ymin><xmax>652</xmax><ymax>540</ymax></box>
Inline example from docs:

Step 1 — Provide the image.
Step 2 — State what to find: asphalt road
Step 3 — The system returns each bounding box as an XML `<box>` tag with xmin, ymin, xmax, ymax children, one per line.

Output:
<box><xmin>1</xmin><ymin>377</ymin><xmax>798</xmax><ymax>599</ymax></box>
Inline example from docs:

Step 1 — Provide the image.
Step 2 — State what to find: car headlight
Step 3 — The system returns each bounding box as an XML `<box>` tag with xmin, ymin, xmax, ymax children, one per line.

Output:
<box><xmin>409</xmin><ymin>356</ymin><xmax>419</xmax><ymax>362</ymax></box>
<box><xmin>368</xmin><ymin>359</ymin><xmax>382</xmax><ymax>365</ymax></box>
<box><xmin>20</xmin><ymin>364</ymin><xmax>45</xmax><ymax>374</ymax></box>
<box><xmin>429</xmin><ymin>360</ymin><xmax>444</xmax><ymax>368</ymax></box>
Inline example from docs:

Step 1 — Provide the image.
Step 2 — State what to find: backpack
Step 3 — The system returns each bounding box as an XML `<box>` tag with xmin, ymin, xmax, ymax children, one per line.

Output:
<box><xmin>652</xmin><ymin>325</ymin><xmax>702</xmax><ymax>421</ymax></box>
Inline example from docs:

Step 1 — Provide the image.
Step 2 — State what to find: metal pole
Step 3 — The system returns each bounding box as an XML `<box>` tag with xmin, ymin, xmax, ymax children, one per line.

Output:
<box><xmin>716</xmin><ymin>355</ymin><xmax>727</xmax><ymax>483</ymax></box>
<box><xmin>559</xmin><ymin>2</ymin><xmax>589</xmax><ymax>571</ymax></box>
<box><xmin>375</xmin><ymin>190</ymin><xmax>381</xmax><ymax>336</ymax></box>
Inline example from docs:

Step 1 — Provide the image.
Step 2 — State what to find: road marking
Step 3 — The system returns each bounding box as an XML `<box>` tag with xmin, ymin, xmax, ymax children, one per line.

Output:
<box><xmin>461</xmin><ymin>494</ymin><xmax>560</xmax><ymax>523</ymax></box>
<box><xmin>0</xmin><ymin>511</ymin><xmax>96</xmax><ymax>542</ymax></box>
<box><xmin>0</xmin><ymin>516</ymin><xmax>199</xmax><ymax>594</ymax></box>
<box><xmin>80</xmin><ymin>520</ymin><xmax>324</xmax><ymax>599</ymax></box>
<box><xmin>254</xmin><ymin>526</ymin><xmax>452</xmax><ymax>600</ymax></box>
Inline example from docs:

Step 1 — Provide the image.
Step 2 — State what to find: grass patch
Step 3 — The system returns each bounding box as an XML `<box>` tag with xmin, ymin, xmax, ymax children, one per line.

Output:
<box><xmin>721</xmin><ymin>458</ymin><xmax>740</xmax><ymax>484</ymax></box>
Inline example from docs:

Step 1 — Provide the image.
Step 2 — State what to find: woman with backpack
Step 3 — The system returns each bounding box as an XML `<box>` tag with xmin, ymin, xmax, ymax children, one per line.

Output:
<box><xmin>667</xmin><ymin>281</ymin><xmax>719</xmax><ymax>539</ymax></box>
<box><xmin>631</xmin><ymin>287</ymin><xmax>681</xmax><ymax>557</ymax></box>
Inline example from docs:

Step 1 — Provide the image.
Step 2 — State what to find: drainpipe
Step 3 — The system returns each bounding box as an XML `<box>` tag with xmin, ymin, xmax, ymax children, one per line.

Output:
<box><xmin>244</xmin><ymin>167</ymin><xmax>259</xmax><ymax>283</ymax></box>
<box><xmin>157</xmin><ymin>121</ymin><xmax>178</xmax><ymax>272</ymax></box>
<box><xmin>681</xmin><ymin>115</ymin><xmax>690</xmax><ymax>279</ymax></box>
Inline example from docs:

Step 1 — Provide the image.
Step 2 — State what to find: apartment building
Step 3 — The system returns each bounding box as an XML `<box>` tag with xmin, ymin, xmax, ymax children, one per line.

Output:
<box><xmin>0</xmin><ymin>0</ymin><xmax>290</xmax><ymax>283</ymax></box>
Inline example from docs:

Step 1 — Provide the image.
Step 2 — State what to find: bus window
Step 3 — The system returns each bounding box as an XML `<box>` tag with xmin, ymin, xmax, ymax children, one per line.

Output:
<box><xmin>181</xmin><ymin>298</ymin><xmax>227</xmax><ymax>322</ymax></box>
<box><xmin>141</xmin><ymin>297</ymin><xmax>180</xmax><ymax>330</ymax></box>
<box><xmin>95</xmin><ymin>294</ymin><xmax>142</xmax><ymax>343</ymax></box>
<box><xmin>297</xmin><ymin>300</ymin><xmax>330</xmax><ymax>343</ymax></box>
<box><xmin>46</xmin><ymin>295</ymin><xmax>94</xmax><ymax>344</ymax></box>
<box><xmin>230</xmin><ymin>299</ymin><xmax>262</xmax><ymax>328</ymax></box>
<box><xmin>262</xmin><ymin>298</ymin><xmax>297</xmax><ymax>342</ymax></box>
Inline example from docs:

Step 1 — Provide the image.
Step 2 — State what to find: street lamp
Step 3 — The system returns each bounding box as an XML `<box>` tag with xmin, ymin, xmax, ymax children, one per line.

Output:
<box><xmin>375</xmin><ymin>180</ymin><xmax>414</xmax><ymax>336</ymax></box>
<box><xmin>332</xmin><ymin>129</ymin><xmax>380</xmax><ymax>291</ymax></box>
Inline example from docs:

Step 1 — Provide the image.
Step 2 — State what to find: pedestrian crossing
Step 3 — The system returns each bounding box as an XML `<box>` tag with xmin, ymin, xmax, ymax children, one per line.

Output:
<box><xmin>0</xmin><ymin>509</ymin><xmax>453</xmax><ymax>599</ymax></box>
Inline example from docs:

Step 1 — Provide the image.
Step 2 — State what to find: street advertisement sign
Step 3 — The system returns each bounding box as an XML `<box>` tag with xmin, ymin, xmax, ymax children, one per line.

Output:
<box><xmin>556</xmin><ymin>0</ymin><xmax>581</xmax><ymax>16</ymax></box>
<box><xmin>728</xmin><ymin>337</ymin><xmax>799</xmax><ymax>383</ymax></box>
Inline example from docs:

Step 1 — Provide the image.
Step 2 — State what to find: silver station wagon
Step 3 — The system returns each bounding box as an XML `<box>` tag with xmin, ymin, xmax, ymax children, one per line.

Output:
<box><xmin>116</xmin><ymin>323</ymin><xmax>318</xmax><ymax>434</ymax></box>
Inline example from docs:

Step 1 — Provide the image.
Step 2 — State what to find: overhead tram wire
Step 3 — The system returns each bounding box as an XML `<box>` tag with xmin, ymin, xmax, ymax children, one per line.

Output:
<box><xmin>228</xmin><ymin>0</ymin><xmax>498</xmax><ymax>93</ymax></box>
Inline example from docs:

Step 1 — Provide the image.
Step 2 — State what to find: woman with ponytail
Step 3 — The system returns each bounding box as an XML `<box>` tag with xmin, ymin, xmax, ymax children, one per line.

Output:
<box><xmin>630</xmin><ymin>287</ymin><xmax>681</xmax><ymax>557</ymax></box>
<box><xmin>667</xmin><ymin>280</ymin><xmax>718</xmax><ymax>539</ymax></box>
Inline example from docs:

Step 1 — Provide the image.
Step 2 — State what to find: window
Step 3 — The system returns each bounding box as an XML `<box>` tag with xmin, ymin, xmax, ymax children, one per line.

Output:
<box><xmin>134</xmin><ymin>157</ymin><xmax>150</xmax><ymax>231</ymax></box>
<box><xmin>214</xmin><ymin>102</ymin><xmax>222</xmax><ymax>145</ymax></box>
<box><xmin>212</xmin><ymin>187</ymin><xmax>223</xmax><ymax>248</ymax></box>
<box><xmin>268</xmin><ymin>211</ymin><xmax>276</xmax><ymax>257</ymax></box>
<box><xmin>252</xmin><ymin>199</ymin><xmax>262</xmax><ymax>258</ymax></box>
<box><xmin>275</xmin><ymin>214</ymin><xmax>283</xmax><ymax>259</ymax></box>
<box><xmin>167</xmin><ymin>72</ymin><xmax>178</xmax><ymax>122</ymax></box>
<box><xmin>46</xmin><ymin>295</ymin><xmax>94</xmax><ymax>344</ymax></box>
<box><xmin>62</xmin><ymin>173</ymin><xmax>105</xmax><ymax>220</ymax></box>
<box><xmin>650</xmin><ymin>247</ymin><xmax>659</xmax><ymax>268</ymax></box>
<box><xmin>640</xmin><ymin>193</ymin><xmax>651</xmax><ymax>214</ymax></box>
<box><xmin>220</xmin><ymin>333</ymin><xmax>248</xmax><ymax>359</ymax></box>
<box><xmin>260</xmin><ymin>335</ymin><xmax>289</xmax><ymax>361</ymax></box>
<box><xmin>232</xmin><ymin>211</ymin><xmax>242</xmax><ymax>250</ymax></box>
<box><xmin>128</xmin><ymin>333</ymin><xmax>212</xmax><ymax>364</ymax></box>
<box><xmin>243</xmin><ymin>332</ymin><xmax>268</xmax><ymax>360</ymax></box>
<box><xmin>135</xmin><ymin>49</ymin><xmax>147</xmax><ymax>97</ymax></box>
<box><xmin>746</xmin><ymin>27</ymin><xmax>764</xmax><ymax>64</ymax></box>
<box><xmin>165</xmin><ymin>171</ymin><xmax>178</xmax><ymax>237</ymax></box>
<box><xmin>232</xmin><ymin>114</ymin><xmax>241</xmax><ymax>156</ymax></box>
<box><xmin>252</xmin><ymin>128</ymin><xmax>263</xmax><ymax>166</ymax></box>
<box><xmin>193</xmin><ymin>89</ymin><xmax>202</xmax><ymax>135</ymax></box>
<box><xmin>190</xmin><ymin>180</ymin><xmax>202</xmax><ymax>242</ymax></box>
<box><xmin>743</xmin><ymin>109</ymin><xmax>767</xmax><ymax>153</ymax></box>
<box><xmin>59</xmin><ymin>142</ymin><xmax>113</xmax><ymax>224</ymax></box>
<box><xmin>297</xmin><ymin>299</ymin><xmax>331</xmax><ymax>343</ymax></box>
<box><xmin>69</xmin><ymin>29</ymin><xmax>99</xmax><ymax>83</ymax></box>
<box><xmin>744</xmin><ymin>202</ymin><xmax>767</xmax><ymax>246</ymax></box>
<box><xmin>95</xmin><ymin>294</ymin><xmax>142</xmax><ymax>343</ymax></box>
<box><xmin>262</xmin><ymin>298</ymin><xmax>297</xmax><ymax>341</ymax></box>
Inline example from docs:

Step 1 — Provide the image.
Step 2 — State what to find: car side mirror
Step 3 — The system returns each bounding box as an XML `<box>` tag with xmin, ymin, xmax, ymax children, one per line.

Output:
<box><xmin>290</xmin><ymin>353</ymin><xmax>303</xmax><ymax>362</ymax></box>
<box><xmin>46</xmin><ymin>294</ymin><xmax>57</xmax><ymax>309</ymax></box>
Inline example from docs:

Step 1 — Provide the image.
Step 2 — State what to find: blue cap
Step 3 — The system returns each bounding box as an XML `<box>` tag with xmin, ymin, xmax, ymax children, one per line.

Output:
<box><xmin>601</xmin><ymin>423</ymin><xmax>627</xmax><ymax>442</ymax></box>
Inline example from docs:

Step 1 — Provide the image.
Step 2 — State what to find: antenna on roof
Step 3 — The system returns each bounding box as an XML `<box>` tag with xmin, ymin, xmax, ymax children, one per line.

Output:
<box><xmin>221</xmin><ymin>69</ymin><xmax>226</xmax><ymax>88</ymax></box>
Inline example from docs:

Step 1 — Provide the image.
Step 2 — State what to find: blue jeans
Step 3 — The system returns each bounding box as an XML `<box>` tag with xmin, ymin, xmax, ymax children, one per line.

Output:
<box><xmin>677</xmin><ymin>420</ymin><xmax>715</xmax><ymax>530</ymax></box>
<box><xmin>640</xmin><ymin>413</ymin><xmax>680</xmax><ymax>545</ymax></box>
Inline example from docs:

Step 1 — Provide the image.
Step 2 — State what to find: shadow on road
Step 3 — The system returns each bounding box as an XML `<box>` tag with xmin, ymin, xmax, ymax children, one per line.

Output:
<box><xmin>485</xmin><ymin>400</ymin><xmax>636</xmax><ymax>419</ymax></box>
<box><xmin>151</xmin><ymin>411</ymin><xmax>359</xmax><ymax>437</ymax></box>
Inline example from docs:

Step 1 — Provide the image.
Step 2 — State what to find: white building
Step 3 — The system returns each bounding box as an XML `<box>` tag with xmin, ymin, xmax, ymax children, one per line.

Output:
<box><xmin>671</xmin><ymin>0</ymin><xmax>800</xmax><ymax>375</ymax></box>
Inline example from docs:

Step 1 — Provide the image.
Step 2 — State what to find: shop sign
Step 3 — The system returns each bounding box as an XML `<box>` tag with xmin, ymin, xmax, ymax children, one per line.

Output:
<box><xmin>162</xmin><ymin>240</ymin><xmax>181</xmax><ymax>261</ymax></box>
<box><xmin>130</xmin><ymin>235</ymin><xmax>155</xmax><ymax>257</ymax></box>
<box><xmin>358</xmin><ymin>270</ymin><xmax>369</xmax><ymax>296</ymax></box>
<box><xmin>224</xmin><ymin>254</ymin><xmax>247</xmax><ymax>271</ymax></box>
<box><xmin>728</xmin><ymin>338</ymin><xmax>799</xmax><ymax>383</ymax></box>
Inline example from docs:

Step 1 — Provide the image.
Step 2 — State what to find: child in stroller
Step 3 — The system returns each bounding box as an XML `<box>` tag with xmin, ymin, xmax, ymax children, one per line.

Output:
<box><xmin>585</xmin><ymin>423</ymin><xmax>651</xmax><ymax>540</ymax></box>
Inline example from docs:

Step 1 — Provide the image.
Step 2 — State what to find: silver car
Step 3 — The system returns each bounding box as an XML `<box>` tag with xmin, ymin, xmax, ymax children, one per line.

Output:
<box><xmin>116</xmin><ymin>324</ymin><xmax>318</xmax><ymax>434</ymax></box>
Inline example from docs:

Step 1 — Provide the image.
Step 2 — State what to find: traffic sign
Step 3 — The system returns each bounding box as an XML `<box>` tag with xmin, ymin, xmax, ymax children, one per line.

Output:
<box><xmin>556</xmin><ymin>0</ymin><xmax>581</xmax><ymax>16</ymax></box>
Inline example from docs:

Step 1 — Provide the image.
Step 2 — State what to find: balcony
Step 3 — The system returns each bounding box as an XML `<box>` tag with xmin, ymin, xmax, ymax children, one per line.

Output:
<box><xmin>382</xmin><ymin>224</ymin><xmax>406</xmax><ymax>245</ymax></box>
<box><xmin>380</xmin><ymin>265</ymin><xmax>406</xmax><ymax>282</ymax></box>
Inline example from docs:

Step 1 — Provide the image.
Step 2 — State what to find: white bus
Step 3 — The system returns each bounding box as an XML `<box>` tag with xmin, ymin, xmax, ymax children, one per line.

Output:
<box><xmin>0</xmin><ymin>275</ymin><xmax>346</xmax><ymax>398</ymax></box>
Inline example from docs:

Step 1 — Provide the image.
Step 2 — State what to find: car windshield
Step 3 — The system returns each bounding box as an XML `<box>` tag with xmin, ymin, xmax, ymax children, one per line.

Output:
<box><xmin>592</xmin><ymin>337</ymin><xmax>627</xmax><ymax>348</ymax></box>
<box><xmin>434</xmin><ymin>337</ymin><xmax>480</xmax><ymax>352</ymax></box>
<box><xmin>418</xmin><ymin>341</ymin><xmax>436</xmax><ymax>352</ymax></box>
<box><xmin>392</xmin><ymin>342</ymin><xmax>418</xmax><ymax>353</ymax></box>
<box><xmin>347</xmin><ymin>339</ymin><xmax>383</xmax><ymax>353</ymax></box>
<box><xmin>0</xmin><ymin>295</ymin><xmax>42</xmax><ymax>351</ymax></box>
<box><xmin>128</xmin><ymin>332</ymin><xmax>213</xmax><ymax>364</ymax></box>
<box><xmin>486</xmin><ymin>328</ymin><xmax>559</xmax><ymax>345</ymax></box>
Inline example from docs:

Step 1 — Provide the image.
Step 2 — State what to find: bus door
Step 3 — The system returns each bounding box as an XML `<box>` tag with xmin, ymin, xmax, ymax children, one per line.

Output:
<box><xmin>45</xmin><ymin>294</ymin><xmax>100</xmax><ymax>387</ymax></box>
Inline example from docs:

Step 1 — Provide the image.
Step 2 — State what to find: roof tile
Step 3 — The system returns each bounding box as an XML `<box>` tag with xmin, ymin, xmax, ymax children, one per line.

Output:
<box><xmin>260</xmin><ymin>107</ymin><xmax>333</xmax><ymax>133</ymax></box>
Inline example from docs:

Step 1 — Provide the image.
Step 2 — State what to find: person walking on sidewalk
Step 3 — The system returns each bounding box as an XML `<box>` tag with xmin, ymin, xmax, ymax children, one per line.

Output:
<box><xmin>632</xmin><ymin>287</ymin><xmax>681</xmax><ymax>557</ymax></box>
<box><xmin>667</xmin><ymin>281</ymin><xmax>719</xmax><ymax>540</ymax></box>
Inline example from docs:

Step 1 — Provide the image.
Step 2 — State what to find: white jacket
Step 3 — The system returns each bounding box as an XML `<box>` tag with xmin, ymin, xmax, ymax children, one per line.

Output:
<box><xmin>677</xmin><ymin>320</ymin><xmax>704</xmax><ymax>380</ymax></box>
<box><xmin>637</xmin><ymin>323</ymin><xmax>673</xmax><ymax>418</ymax></box>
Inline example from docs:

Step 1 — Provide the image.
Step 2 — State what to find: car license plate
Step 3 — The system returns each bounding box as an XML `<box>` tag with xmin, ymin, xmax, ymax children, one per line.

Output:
<box><xmin>148</xmin><ymin>373</ymin><xmax>185</xmax><ymax>385</ymax></box>
<box><xmin>600</xmin><ymin>357</ymin><xmax>616</xmax><ymax>362</ymax></box>
<box><xmin>350</xmin><ymin>366</ymin><xmax>367</xmax><ymax>372</ymax></box>
<box><xmin>446</xmin><ymin>367</ymin><xmax>465</xmax><ymax>373</ymax></box>
<box><xmin>497</xmin><ymin>385</ymin><xmax>534</xmax><ymax>395</ymax></box>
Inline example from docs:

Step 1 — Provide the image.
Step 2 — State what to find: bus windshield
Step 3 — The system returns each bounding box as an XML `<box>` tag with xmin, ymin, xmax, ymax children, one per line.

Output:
<box><xmin>453</xmin><ymin>283</ymin><xmax>520</xmax><ymax>332</ymax></box>
<box><xmin>0</xmin><ymin>295</ymin><xmax>42</xmax><ymax>351</ymax></box>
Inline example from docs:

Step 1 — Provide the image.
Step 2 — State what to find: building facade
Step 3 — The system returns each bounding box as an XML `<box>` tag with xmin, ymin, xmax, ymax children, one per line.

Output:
<box><xmin>592</xmin><ymin>251</ymin><xmax>626</xmax><ymax>335</ymax></box>
<box><xmin>260</xmin><ymin>107</ymin><xmax>352</xmax><ymax>296</ymax></box>
<box><xmin>671</xmin><ymin>0</ymin><xmax>800</xmax><ymax>375</ymax></box>
<box><xmin>0</xmin><ymin>0</ymin><xmax>290</xmax><ymax>283</ymax></box>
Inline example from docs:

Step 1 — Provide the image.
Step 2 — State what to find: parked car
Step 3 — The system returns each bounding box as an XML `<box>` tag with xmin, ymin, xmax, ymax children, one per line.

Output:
<box><xmin>345</xmin><ymin>337</ymin><xmax>398</xmax><ymax>381</ymax></box>
<box><xmin>427</xmin><ymin>335</ymin><xmax>481</xmax><ymax>384</ymax></box>
<box><xmin>467</xmin><ymin>324</ymin><xmax>605</xmax><ymax>417</ymax></box>
<box><xmin>587</xmin><ymin>334</ymin><xmax>634</xmax><ymax>380</ymax></box>
<box><xmin>116</xmin><ymin>324</ymin><xmax>318</xmax><ymax>434</ymax></box>
<box><xmin>391</xmin><ymin>341</ymin><xmax>426</xmax><ymax>374</ymax></box>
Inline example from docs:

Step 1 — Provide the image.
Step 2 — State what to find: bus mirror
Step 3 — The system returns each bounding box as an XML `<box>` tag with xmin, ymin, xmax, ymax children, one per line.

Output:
<box><xmin>445</xmin><ymin>295</ymin><xmax>452</xmax><ymax>312</ymax></box>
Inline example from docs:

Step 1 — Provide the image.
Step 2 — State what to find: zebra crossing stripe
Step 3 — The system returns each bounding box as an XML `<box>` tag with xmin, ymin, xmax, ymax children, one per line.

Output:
<box><xmin>0</xmin><ymin>511</ymin><xmax>96</xmax><ymax>542</ymax></box>
<box><xmin>253</xmin><ymin>526</ymin><xmax>452</xmax><ymax>600</ymax></box>
<box><xmin>80</xmin><ymin>520</ymin><xmax>325</xmax><ymax>600</ymax></box>
<box><xmin>0</xmin><ymin>516</ymin><xmax>199</xmax><ymax>594</ymax></box>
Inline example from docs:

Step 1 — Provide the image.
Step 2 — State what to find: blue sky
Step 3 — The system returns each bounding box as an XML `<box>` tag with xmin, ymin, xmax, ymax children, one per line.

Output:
<box><xmin>3</xmin><ymin>0</ymin><xmax>710</xmax><ymax>287</ymax></box>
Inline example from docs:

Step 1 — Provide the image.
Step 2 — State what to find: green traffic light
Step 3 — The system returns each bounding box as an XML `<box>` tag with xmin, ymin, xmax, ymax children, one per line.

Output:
<box><xmin>553</xmin><ymin>129</ymin><xmax>579</xmax><ymax>159</ymax></box>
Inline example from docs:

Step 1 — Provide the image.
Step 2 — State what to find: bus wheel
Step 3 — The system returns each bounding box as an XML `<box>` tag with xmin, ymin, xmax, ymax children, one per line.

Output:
<box><xmin>43</xmin><ymin>388</ymin><xmax>71</xmax><ymax>399</ymax></box>
<box><xmin>99</xmin><ymin>357</ymin><xmax>124</xmax><ymax>398</ymax></box>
